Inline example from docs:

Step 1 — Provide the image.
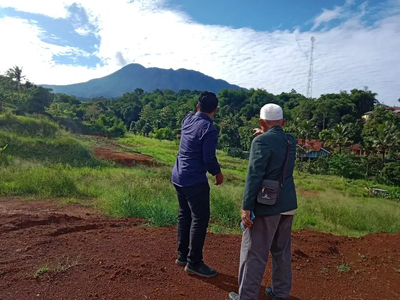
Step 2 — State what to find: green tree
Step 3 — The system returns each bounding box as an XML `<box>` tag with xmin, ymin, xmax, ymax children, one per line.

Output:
<box><xmin>154</xmin><ymin>127</ymin><xmax>174</xmax><ymax>140</ymax></box>
<box><xmin>6</xmin><ymin>66</ymin><xmax>25</xmax><ymax>93</ymax></box>
<box><xmin>319</xmin><ymin>123</ymin><xmax>354</xmax><ymax>153</ymax></box>
<box><xmin>349</xmin><ymin>89</ymin><xmax>378</xmax><ymax>118</ymax></box>
<box><xmin>26</xmin><ymin>86</ymin><xmax>54</xmax><ymax>114</ymax></box>
<box><xmin>142</xmin><ymin>122</ymin><xmax>153</xmax><ymax>137</ymax></box>
<box><xmin>285</xmin><ymin>118</ymin><xmax>317</xmax><ymax>140</ymax></box>
<box><xmin>368</xmin><ymin>121</ymin><xmax>399</xmax><ymax>161</ymax></box>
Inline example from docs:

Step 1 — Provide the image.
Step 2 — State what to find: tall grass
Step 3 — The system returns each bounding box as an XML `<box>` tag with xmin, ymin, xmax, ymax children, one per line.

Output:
<box><xmin>119</xmin><ymin>134</ymin><xmax>248</xmax><ymax>179</ymax></box>
<box><xmin>1</xmin><ymin>117</ymin><xmax>400</xmax><ymax>237</ymax></box>
<box><xmin>0</xmin><ymin>112</ymin><xmax>58</xmax><ymax>138</ymax></box>
<box><xmin>2</xmin><ymin>161</ymin><xmax>399</xmax><ymax>236</ymax></box>
<box><xmin>0</xmin><ymin>113</ymin><xmax>101</xmax><ymax>167</ymax></box>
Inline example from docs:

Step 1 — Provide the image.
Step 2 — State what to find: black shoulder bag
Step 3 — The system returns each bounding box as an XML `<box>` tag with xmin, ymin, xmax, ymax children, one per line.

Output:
<box><xmin>257</xmin><ymin>138</ymin><xmax>291</xmax><ymax>206</ymax></box>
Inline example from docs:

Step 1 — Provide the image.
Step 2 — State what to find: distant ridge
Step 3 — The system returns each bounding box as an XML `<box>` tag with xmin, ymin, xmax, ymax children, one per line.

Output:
<box><xmin>42</xmin><ymin>64</ymin><xmax>245</xmax><ymax>99</ymax></box>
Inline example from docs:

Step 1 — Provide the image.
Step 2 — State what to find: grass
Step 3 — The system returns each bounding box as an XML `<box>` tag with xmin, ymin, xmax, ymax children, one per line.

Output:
<box><xmin>33</xmin><ymin>265</ymin><xmax>50</xmax><ymax>278</ymax></box>
<box><xmin>1</xmin><ymin>113</ymin><xmax>400</xmax><ymax>236</ymax></box>
<box><xmin>33</xmin><ymin>257</ymin><xmax>80</xmax><ymax>278</ymax></box>
<box><xmin>338</xmin><ymin>263</ymin><xmax>351</xmax><ymax>273</ymax></box>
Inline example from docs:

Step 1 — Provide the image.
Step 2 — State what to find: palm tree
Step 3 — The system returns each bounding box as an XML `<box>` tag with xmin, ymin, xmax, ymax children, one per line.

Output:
<box><xmin>285</xmin><ymin>118</ymin><xmax>317</xmax><ymax>140</ymax></box>
<box><xmin>368</xmin><ymin>121</ymin><xmax>399</xmax><ymax>161</ymax></box>
<box><xmin>319</xmin><ymin>123</ymin><xmax>354</xmax><ymax>153</ymax></box>
<box><xmin>6</xmin><ymin>66</ymin><xmax>25</xmax><ymax>94</ymax></box>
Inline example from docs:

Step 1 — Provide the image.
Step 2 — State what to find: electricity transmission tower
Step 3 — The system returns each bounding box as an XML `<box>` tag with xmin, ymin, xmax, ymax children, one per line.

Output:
<box><xmin>306</xmin><ymin>36</ymin><xmax>316</xmax><ymax>98</ymax></box>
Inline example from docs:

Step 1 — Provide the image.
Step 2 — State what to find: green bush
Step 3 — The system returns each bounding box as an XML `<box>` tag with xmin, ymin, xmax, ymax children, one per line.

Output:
<box><xmin>328</xmin><ymin>154</ymin><xmax>365</xmax><ymax>179</ymax></box>
<box><xmin>154</xmin><ymin>127</ymin><xmax>174</xmax><ymax>140</ymax></box>
<box><xmin>378</xmin><ymin>162</ymin><xmax>400</xmax><ymax>186</ymax></box>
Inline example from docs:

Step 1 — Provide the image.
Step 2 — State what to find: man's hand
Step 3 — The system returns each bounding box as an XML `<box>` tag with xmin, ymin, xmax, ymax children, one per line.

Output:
<box><xmin>215</xmin><ymin>173</ymin><xmax>224</xmax><ymax>186</ymax></box>
<box><xmin>241</xmin><ymin>209</ymin><xmax>253</xmax><ymax>229</ymax></box>
<box><xmin>253</xmin><ymin>128</ymin><xmax>263</xmax><ymax>136</ymax></box>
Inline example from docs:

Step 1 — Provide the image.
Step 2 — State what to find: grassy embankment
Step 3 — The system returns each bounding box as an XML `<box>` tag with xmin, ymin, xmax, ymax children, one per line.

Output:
<box><xmin>1</xmin><ymin>113</ymin><xmax>399</xmax><ymax>236</ymax></box>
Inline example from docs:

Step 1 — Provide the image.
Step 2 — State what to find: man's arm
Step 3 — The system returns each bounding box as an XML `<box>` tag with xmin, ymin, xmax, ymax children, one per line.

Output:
<box><xmin>202</xmin><ymin>127</ymin><xmax>222</xmax><ymax>178</ymax></box>
<box><xmin>242</xmin><ymin>136</ymin><xmax>271</xmax><ymax>211</ymax></box>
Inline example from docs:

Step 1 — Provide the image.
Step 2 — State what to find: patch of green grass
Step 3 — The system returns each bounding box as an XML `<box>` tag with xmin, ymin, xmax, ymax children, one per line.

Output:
<box><xmin>33</xmin><ymin>257</ymin><xmax>79</xmax><ymax>279</ymax></box>
<box><xmin>1</xmin><ymin>126</ymin><xmax>400</xmax><ymax>237</ymax></box>
<box><xmin>96</xmin><ymin>178</ymin><xmax>178</xmax><ymax>226</ymax></box>
<box><xmin>54</xmin><ymin>257</ymin><xmax>80</xmax><ymax>273</ymax></box>
<box><xmin>293</xmin><ymin>191</ymin><xmax>400</xmax><ymax>236</ymax></box>
<box><xmin>338</xmin><ymin>263</ymin><xmax>351</xmax><ymax>273</ymax></box>
<box><xmin>119</xmin><ymin>134</ymin><xmax>248</xmax><ymax>178</ymax></box>
<box><xmin>0</xmin><ymin>164</ymin><xmax>83</xmax><ymax>197</ymax></box>
<box><xmin>33</xmin><ymin>265</ymin><xmax>50</xmax><ymax>278</ymax></box>
<box><xmin>0</xmin><ymin>113</ymin><xmax>58</xmax><ymax>138</ymax></box>
<box><xmin>395</xmin><ymin>269</ymin><xmax>400</xmax><ymax>274</ymax></box>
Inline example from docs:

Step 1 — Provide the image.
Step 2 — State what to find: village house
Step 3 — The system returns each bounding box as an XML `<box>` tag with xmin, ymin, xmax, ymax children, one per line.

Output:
<box><xmin>362</xmin><ymin>106</ymin><xmax>400</xmax><ymax>121</ymax></box>
<box><xmin>297</xmin><ymin>139</ymin><xmax>330</xmax><ymax>158</ymax></box>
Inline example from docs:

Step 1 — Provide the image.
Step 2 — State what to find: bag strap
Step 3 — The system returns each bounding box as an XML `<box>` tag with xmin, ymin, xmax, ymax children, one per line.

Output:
<box><xmin>280</xmin><ymin>136</ymin><xmax>292</xmax><ymax>188</ymax></box>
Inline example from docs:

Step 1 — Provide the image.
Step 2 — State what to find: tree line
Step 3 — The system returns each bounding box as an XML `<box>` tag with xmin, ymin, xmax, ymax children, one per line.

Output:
<box><xmin>1</xmin><ymin>66</ymin><xmax>400</xmax><ymax>185</ymax></box>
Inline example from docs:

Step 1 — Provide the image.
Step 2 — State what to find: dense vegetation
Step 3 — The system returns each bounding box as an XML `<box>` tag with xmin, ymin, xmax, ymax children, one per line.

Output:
<box><xmin>1</xmin><ymin>65</ymin><xmax>400</xmax><ymax>187</ymax></box>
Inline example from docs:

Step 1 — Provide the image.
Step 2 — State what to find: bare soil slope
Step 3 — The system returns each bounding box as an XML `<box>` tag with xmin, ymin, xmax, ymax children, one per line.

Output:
<box><xmin>1</xmin><ymin>199</ymin><xmax>399</xmax><ymax>300</ymax></box>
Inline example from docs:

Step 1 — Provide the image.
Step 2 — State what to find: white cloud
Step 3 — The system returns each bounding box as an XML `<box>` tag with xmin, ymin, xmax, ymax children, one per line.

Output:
<box><xmin>0</xmin><ymin>0</ymin><xmax>399</xmax><ymax>105</ymax></box>
<box><xmin>75</xmin><ymin>27</ymin><xmax>91</xmax><ymax>36</ymax></box>
<box><xmin>312</xmin><ymin>6</ymin><xmax>343</xmax><ymax>31</ymax></box>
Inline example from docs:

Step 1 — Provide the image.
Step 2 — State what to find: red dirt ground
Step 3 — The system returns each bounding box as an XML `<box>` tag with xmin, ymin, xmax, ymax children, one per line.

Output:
<box><xmin>93</xmin><ymin>147</ymin><xmax>159</xmax><ymax>167</ymax></box>
<box><xmin>1</xmin><ymin>198</ymin><xmax>399</xmax><ymax>300</ymax></box>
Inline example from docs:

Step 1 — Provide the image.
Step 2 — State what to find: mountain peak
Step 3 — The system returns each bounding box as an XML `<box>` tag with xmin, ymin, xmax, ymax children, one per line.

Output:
<box><xmin>42</xmin><ymin>64</ymin><xmax>243</xmax><ymax>99</ymax></box>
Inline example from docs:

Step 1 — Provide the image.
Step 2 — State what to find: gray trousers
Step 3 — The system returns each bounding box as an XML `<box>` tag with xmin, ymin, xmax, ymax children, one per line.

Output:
<box><xmin>238</xmin><ymin>214</ymin><xmax>293</xmax><ymax>300</ymax></box>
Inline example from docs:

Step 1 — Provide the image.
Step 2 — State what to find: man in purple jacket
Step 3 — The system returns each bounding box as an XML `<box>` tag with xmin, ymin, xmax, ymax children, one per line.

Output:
<box><xmin>172</xmin><ymin>91</ymin><xmax>224</xmax><ymax>278</ymax></box>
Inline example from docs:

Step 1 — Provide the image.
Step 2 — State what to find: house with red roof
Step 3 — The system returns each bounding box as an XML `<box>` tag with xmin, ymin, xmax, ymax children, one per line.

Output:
<box><xmin>297</xmin><ymin>139</ymin><xmax>330</xmax><ymax>158</ymax></box>
<box><xmin>349</xmin><ymin>144</ymin><xmax>367</xmax><ymax>156</ymax></box>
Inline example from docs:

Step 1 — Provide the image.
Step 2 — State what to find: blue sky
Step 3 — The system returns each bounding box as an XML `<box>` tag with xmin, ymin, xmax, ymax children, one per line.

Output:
<box><xmin>168</xmin><ymin>0</ymin><xmax>349</xmax><ymax>31</ymax></box>
<box><xmin>0</xmin><ymin>0</ymin><xmax>399</xmax><ymax>105</ymax></box>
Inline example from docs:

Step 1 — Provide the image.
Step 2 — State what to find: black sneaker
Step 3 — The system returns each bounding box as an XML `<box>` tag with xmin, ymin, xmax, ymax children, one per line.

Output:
<box><xmin>265</xmin><ymin>287</ymin><xmax>284</xmax><ymax>300</ymax></box>
<box><xmin>175</xmin><ymin>258</ymin><xmax>187</xmax><ymax>267</ymax></box>
<box><xmin>184</xmin><ymin>263</ymin><xmax>218</xmax><ymax>278</ymax></box>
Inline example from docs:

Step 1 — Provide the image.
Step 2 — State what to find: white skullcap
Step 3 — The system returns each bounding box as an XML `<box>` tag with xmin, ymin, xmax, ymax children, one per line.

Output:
<box><xmin>260</xmin><ymin>103</ymin><xmax>283</xmax><ymax>120</ymax></box>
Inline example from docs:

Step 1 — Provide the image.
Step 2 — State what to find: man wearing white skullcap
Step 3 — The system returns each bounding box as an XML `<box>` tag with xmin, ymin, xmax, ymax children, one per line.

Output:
<box><xmin>229</xmin><ymin>103</ymin><xmax>297</xmax><ymax>300</ymax></box>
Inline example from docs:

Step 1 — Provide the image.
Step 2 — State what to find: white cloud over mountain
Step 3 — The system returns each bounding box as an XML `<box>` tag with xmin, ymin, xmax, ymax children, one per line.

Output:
<box><xmin>0</xmin><ymin>0</ymin><xmax>399</xmax><ymax>105</ymax></box>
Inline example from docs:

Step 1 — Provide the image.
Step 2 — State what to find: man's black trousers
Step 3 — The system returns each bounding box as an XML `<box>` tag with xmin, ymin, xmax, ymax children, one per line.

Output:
<box><xmin>174</xmin><ymin>182</ymin><xmax>210</xmax><ymax>267</ymax></box>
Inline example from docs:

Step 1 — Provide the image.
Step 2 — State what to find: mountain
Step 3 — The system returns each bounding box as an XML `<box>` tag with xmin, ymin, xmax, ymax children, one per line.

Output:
<box><xmin>42</xmin><ymin>64</ymin><xmax>244</xmax><ymax>99</ymax></box>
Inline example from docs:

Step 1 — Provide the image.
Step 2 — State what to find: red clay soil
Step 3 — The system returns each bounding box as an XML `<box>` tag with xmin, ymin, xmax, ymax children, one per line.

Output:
<box><xmin>93</xmin><ymin>147</ymin><xmax>159</xmax><ymax>167</ymax></box>
<box><xmin>1</xmin><ymin>198</ymin><xmax>399</xmax><ymax>300</ymax></box>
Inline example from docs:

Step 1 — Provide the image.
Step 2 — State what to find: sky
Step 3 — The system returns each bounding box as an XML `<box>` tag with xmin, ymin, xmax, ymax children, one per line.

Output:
<box><xmin>0</xmin><ymin>0</ymin><xmax>399</xmax><ymax>105</ymax></box>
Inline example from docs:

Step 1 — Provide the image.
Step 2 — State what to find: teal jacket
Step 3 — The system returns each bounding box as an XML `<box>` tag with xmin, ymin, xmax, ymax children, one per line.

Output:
<box><xmin>242</xmin><ymin>126</ymin><xmax>297</xmax><ymax>216</ymax></box>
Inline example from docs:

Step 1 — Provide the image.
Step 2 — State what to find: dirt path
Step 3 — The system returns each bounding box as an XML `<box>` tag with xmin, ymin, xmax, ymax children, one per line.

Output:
<box><xmin>0</xmin><ymin>198</ymin><xmax>399</xmax><ymax>300</ymax></box>
<box><xmin>93</xmin><ymin>146</ymin><xmax>159</xmax><ymax>167</ymax></box>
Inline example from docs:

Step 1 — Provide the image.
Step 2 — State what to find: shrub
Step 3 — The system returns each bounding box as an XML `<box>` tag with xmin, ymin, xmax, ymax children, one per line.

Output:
<box><xmin>378</xmin><ymin>162</ymin><xmax>400</xmax><ymax>186</ymax></box>
<box><xmin>328</xmin><ymin>154</ymin><xmax>365</xmax><ymax>179</ymax></box>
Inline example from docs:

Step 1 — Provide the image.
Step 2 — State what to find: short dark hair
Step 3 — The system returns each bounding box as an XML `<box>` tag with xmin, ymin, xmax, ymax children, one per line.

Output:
<box><xmin>198</xmin><ymin>92</ymin><xmax>218</xmax><ymax>113</ymax></box>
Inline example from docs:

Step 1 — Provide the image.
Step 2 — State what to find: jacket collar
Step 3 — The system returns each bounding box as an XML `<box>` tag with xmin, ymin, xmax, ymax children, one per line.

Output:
<box><xmin>267</xmin><ymin>126</ymin><xmax>283</xmax><ymax>133</ymax></box>
<box><xmin>195</xmin><ymin>111</ymin><xmax>213</xmax><ymax>123</ymax></box>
